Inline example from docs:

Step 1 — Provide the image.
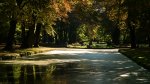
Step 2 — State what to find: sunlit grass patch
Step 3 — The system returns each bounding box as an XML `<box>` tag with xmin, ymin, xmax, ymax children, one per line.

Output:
<box><xmin>67</xmin><ymin>42</ymin><xmax>114</xmax><ymax>49</ymax></box>
<box><xmin>0</xmin><ymin>47</ymin><xmax>54</xmax><ymax>60</ymax></box>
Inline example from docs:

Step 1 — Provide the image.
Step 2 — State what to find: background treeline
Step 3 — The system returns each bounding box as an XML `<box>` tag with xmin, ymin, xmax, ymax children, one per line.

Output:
<box><xmin>0</xmin><ymin>0</ymin><xmax>150</xmax><ymax>50</ymax></box>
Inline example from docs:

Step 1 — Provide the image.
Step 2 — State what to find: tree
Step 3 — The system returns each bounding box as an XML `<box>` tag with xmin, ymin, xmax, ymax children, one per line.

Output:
<box><xmin>1</xmin><ymin>0</ymin><xmax>22</xmax><ymax>50</ymax></box>
<box><xmin>20</xmin><ymin>0</ymin><xmax>76</xmax><ymax>48</ymax></box>
<box><xmin>124</xmin><ymin>0</ymin><xmax>150</xmax><ymax>48</ymax></box>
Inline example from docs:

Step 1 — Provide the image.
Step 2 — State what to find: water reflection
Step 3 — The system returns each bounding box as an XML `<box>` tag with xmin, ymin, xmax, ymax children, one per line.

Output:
<box><xmin>0</xmin><ymin>64</ymin><xmax>56</xmax><ymax>84</ymax></box>
<box><xmin>0</xmin><ymin>62</ymin><xmax>83</xmax><ymax>84</ymax></box>
<box><xmin>0</xmin><ymin>61</ymin><xmax>150</xmax><ymax>84</ymax></box>
<box><xmin>0</xmin><ymin>49</ymin><xmax>150</xmax><ymax>84</ymax></box>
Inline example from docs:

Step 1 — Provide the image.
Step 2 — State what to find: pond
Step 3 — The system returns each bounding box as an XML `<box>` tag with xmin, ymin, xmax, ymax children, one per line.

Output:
<box><xmin>0</xmin><ymin>49</ymin><xmax>150</xmax><ymax>84</ymax></box>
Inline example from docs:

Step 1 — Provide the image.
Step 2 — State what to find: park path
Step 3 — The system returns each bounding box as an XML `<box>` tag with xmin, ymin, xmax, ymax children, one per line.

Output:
<box><xmin>0</xmin><ymin>49</ymin><xmax>150</xmax><ymax>84</ymax></box>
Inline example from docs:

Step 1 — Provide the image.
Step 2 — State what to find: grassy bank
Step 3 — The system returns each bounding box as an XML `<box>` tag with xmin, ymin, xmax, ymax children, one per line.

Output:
<box><xmin>0</xmin><ymin>47</ymin><xmax>54</xmax><ymax>60</ymax></box>
<box><xmin>119</xmin><ymin>48</ymin><xmax>150</xmax><ymax>70</ymax></box>
<box><xmin>67</xmin><ymin>42</ymin><xmax>114</xmax><ymax>49</ymax></box>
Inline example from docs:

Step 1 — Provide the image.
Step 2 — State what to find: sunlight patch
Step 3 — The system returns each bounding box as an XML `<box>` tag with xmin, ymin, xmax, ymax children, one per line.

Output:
<box><xmin>120</xmin><ymin>73</ymin><xmax>130</xmax><ymax>77</ymax></box>
<box><xmin>0</xmin><ymin>59</ymin><xmax>81</xmax><ymax>65</ymax></box>
<box><xmin>41</xmin><ymin>49</ymin><xmax>119</xmax><ymax>55</ymax></box>
<box><xmin>136</xmin><ymin>78</ymin><xmax>148</xmax><ymax>81</ymax></box>
<box><xmin>43</xmin><ymin>50</ymin><xmax>94</xmax><ymax>55</ymax></box>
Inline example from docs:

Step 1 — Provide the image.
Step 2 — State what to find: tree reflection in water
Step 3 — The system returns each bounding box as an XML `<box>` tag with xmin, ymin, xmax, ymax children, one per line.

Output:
<box><xmin>0</xmin><ymin>64</ymin><xmax>56</xmax><ymax>84</ymax></box>
<box><xmin>0</xmin><ymin>49</ymin><xmax>150</xmax><ymax>84</ymax></box>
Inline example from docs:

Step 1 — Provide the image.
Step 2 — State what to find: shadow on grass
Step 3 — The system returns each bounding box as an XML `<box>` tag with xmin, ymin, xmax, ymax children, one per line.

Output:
<box><xmin>119</xmin><ymin>48</ymin><xmax>150</xmax><ymax>71</ymax></box>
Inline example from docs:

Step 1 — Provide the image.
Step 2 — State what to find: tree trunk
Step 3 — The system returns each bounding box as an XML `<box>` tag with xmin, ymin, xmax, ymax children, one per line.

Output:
<box><xmin>148</xmin><ymin>35</ymin><xmax>150</xmax><ymax>47</ymax></box>
<box><xmin>112</xmin><ymin>27</ymin><xmax>120</xmax><ymax>45</ymax></box>
<box><xmin>34</xmin><ymin>23</ymin><xmax>42</xmax><ymax>47</ymax></box>
<box><xmin>112</xmin><ymin>0</ymin><xmax>121</xmax><ymax>45</ymax></box>
<box><xmin>26</xmin><ymin>23</ymin><xmax>35</xmax><ymax>48</ymax></box>
<box><xmin>68</xmin><ymin>27</ymin><xmax>77</xmax><ymax>44</ymax></box>
<box><xmin>4</xmin><ymin>19</ymin><xmax>17</xmax><ymax>50</ymax></box>
<box><xmin>87</xmin><ymin>40</ymin><xmax>92</xmax><ymax>48</ymax></box>
<box><xmin>127</xmin><ymin>0</ymin><xmax>137</xmax><ymax>48</ymax></box>
<box><xmin>20</xmin><ymin>21</ymin><xmax>27</xmax><ymax>48</ymax></box>
<box><xmin>42</xmin><ymin>29</ymin><xmax>47</xmax><ymax>43</ymax></box>
<box><xmin>128</xmin><ymin>23</ymin><xmax>136</xmax><ymax>48</ymax></box>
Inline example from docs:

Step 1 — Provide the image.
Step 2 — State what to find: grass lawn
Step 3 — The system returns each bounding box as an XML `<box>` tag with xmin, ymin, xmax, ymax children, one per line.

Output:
<box><xmin>0</xmin><ymin>46</ymin><xmax>55</xmax><ymax>60</ymax></box>
<box><xmin>67</xmin><ymin>42</ymin><xmax>114</xmax><ymax>49</ymax></box>
<box><xmin>119</xmin><ymin>48</ymin><xmax>150</xmax><ymax>71</ymax></box>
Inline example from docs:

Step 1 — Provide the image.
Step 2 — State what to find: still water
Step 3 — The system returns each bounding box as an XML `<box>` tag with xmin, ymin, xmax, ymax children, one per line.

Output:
<box><xmin>0</xmin><ymin>49</ymin><xmax>150</xmax><ymax>84</ymax></box>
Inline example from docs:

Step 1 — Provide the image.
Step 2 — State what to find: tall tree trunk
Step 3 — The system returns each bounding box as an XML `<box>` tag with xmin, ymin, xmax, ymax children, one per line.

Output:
<box><xmin>20</xmin><ymin>21</ymin><xmax>27</xmax><ymax>48</ymax></box>
<box><xmin>127</xmin><ymin>0</ymin><xmax>137</xmax><ymax>49</ymax></box>
<box><xmin>148</xmin><ymin>35</ymin><xmax>150</xmax><ymax>47</ymax></box>
<box><xmin>26</xmin><ymin>23</ymin><xmax>35</xmax><ymax>48</ymax></box>
<box><xmin>68</xmin><ymin>26</ymin><xmax>77</xmax><ymax>44</ymax></box>
<box><xmin>34</xmin><ymin>23</ymin><xmax>42</xmax><ymax>47</ymax></box>
<box><xmin>111</xmin><ymin>0</ymin><xmax>121</xmax><ymax>45</ymax></box>
<box><xmin>4</xmin><ymin>19</ymin><xmax>17</xmax><ymax>50</ymax></box>
<box><xmin>128</xmin><ymin>22</ymin><xmax>136</xmax><ymax>48</ymax></box>
<box><xmin>87</xmin><ymin>39</ymin><xmax>92</xmax><ymax>48</ymax></box>
<box><xmin>42</xmin><ymin>29</ymin><xmax>47</xmax><ymax>43</ymax></box>
<box><xmin>112</xmin><ymin>27</ymin><xmax>120</xmax><ymax>45</ymax></box>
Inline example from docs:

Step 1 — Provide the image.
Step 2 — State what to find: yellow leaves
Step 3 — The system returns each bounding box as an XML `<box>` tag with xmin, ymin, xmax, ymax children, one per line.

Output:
<box><xmin>81</xmin><ymin>0</ymin><xmax>93</xmax><ymax>5</ymax></box>
<box><xmin>51</xmin><ymin>0</ymin><xmax>73</xmax><ymax>18</ymax></box>
<box><xmin>77</xmin><ymin>0</ymin><xmax>93</xmax><ymax>7</ymax></box>
<box><xmin>107</xmin><ymin>8</ymin><xmax>118</xmax><ymax>21</ymax></box>
<box><xmin>121</xmin><ymin>11</ymin><xmax>128</xmax><ymax>20</ymax></box>
<box><xmin>53</xmin><ymin>3</ymin><xmax>59</xmax><ymax>12</ymax></box>
<box><xmin>64</xmin><ymin>1</ymin><xmax>72</xmax><ymax>11</ymax></box>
